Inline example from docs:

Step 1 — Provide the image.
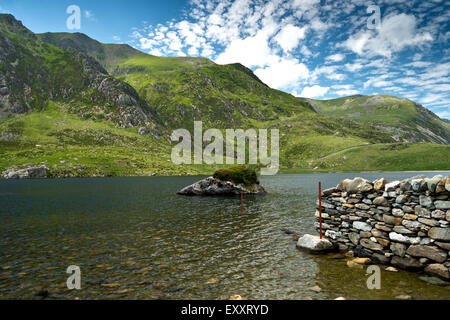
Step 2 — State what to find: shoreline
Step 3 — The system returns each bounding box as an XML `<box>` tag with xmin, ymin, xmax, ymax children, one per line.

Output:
<box><xmin>1</xmin><ymin>169</ymin><xmax>449</xmax><ymax>181</ymax></box>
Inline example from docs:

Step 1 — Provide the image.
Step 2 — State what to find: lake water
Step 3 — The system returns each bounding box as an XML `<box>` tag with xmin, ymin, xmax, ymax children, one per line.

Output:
<box><xmin>0</xmin><ymin>172</ymin><xmax>449</xmax><ymax>300</ymax></box>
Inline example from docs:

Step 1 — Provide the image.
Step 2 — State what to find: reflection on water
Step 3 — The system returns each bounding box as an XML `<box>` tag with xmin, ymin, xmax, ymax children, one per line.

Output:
<box><xmin>0</xmin><ymin>172</ymin><xmax>449</xmax><ymax>300</ymax></box>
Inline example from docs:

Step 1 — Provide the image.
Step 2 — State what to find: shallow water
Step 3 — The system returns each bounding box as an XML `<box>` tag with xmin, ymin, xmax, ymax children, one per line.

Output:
<box><xmin>0</xmin><ymin>172</ymin><xmax>449</xmax><ymax>300</ymax></box>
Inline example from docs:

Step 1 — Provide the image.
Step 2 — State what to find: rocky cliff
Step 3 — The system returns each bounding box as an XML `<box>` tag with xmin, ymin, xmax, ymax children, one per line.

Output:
<box><xmin>0</xmin><ymin>14</ymin><xmax>156</xmax><ymax>129</ymax></box>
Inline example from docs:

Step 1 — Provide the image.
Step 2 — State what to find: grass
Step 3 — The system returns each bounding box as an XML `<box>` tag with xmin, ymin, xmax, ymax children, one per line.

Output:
<box><xmin>301</xmin><ymin>143</ymin><xmax>450</xmax><ymax>172</ymax></box>
<box><xmin>1</xmin><ymin>103</ymin><xmax>448</xmax><ymax>178</ymax></box>
<box><xmin>213</xmin><ymin>166</ymin><xmax>259</xmax><ymax>186</ymax></box>
<box><xmin>0</xmin><ymin>102</ymin><xmax>181</xmax><ymax>177</ymax></box>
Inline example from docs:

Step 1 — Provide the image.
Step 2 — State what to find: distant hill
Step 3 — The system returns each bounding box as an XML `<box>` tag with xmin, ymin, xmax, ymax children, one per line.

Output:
<box><xmin>299</xmin><ymin>95</ymin><xmax>450</xmax><ymax>144</ymax></box>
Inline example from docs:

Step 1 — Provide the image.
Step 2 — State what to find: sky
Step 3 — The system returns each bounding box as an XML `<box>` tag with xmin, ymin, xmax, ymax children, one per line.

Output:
<box><xmin>1</xmin><ymin>0</ymin><xmax>449</xmax><ymax>119</ymax></box>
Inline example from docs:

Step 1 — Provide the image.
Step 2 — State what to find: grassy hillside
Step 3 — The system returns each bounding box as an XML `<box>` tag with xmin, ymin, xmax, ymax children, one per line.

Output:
<box><xmin>303</xmin><ymin>143</ymin><xmax>450</xmax><ymax>172</ymax></box>
<box><xmin>115</xmin><ymin>54</ymin><xmax>316</xmax><ymax>130</ymax></box>
<box><xmin>1</xmin><ymin>103</ymin><xmax>448</xmax><ymax>177</ymax></box>
<box><xmin>0</xmin><ymin>102</ymin><xmax>198</xmax><ymax>177</ymax></box>
<box><xmin>300</xmin><ymin>95</ymin><xmax>450</xmax><ymax>144</ymax></box>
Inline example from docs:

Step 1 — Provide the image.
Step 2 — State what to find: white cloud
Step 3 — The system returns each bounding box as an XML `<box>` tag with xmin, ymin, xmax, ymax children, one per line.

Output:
<box><xmin>344</xmin><ymin>62</ymin><xmax>363</xmax><ymax>72</ymax></box>
<box><xmin>130</xmin><ymin>30</ymin><xmax>143</xmax><ymax>39</ymax></box>
<box><xmin>343</xmin><ymin>32</ymin><xmax>370</xmax><ymax>55</ymax></box>
<box><xmin>364</xmin><ymin>73</ymin><xmax>399</xmax><ymax>89</ymax></box>
<box><xmin>427</xmin><ymin>83</ymin><xmax>450</xmax><ymax>92</ymax></box>
<box><xmin>436</xmin><ymin>110</ymin><xmax>450</xmax><ymax>120</ymax></box>
<box><xmin>343</xmin><ymin>13</ymin><xmax>433</xmax><ymax>58</ymax></box>
<box><xmin>406</xmin><ymin>61</ymin><xmax>432</xmax><ymax>68</ymax></box>
<box><xmin>149</xmin><ymin>48</ymin><xmax>163</xmax><ymax>56</ymax></box>
<box><xmin>139</xmin><ymin>38</ymin><xmax>154</xmax><ymax>50</ymax></box>
<box><xmin>292</xmin><ymin>0</ymin><xmax>320</xmax><ymax>11</ymax></box>
<box><xmin>300</xmin><ymin>45</ymin><xmax>312</xmax><ymax>56</ymax></box>
<box><xmin>335</xmin><ymin>89</ymin><xmax>359</xmax><ymax>96</ymax></box>
<box><xmin>326</xmin><ymin>53</ymin><xmax>345</xmax><ymax>63</ymax></box>
<box><xmin>311</xmin><ymin>65</ymin><xmax>346</xmax><ymax>82</ymax></box>
<box><xmin>300</xmin><ymin>85</ymin><xmax>330</xmax><ymax>98</ymax></box>
<box><xmin>215</xmin><ymin>31</ymin><xmax>277</xmax><ymax>67</ymax></box>
<box><xmin>84</xmin><ymin>10</ymin><xmax>97</xmax><ymax>21</ymax></box>
<box><xmin>274</xmin><ymin>24</ymin><xmax>307</xmax><ymax>52</ymax></box>
<box><xmin>310</xmin><ymin>17</ymin><xmax>330</xmax><ymax>32</ymax></box>
<box><xmin>420</xmin><ymin>62</ymin><xmax>450</xmax><ymax>80</ymax></box>
<box><xmin>326</xmin><ymin>73</ymin><xmax>346</xmax><ymax>81</ymax></box>
<box><xmin>166</xmin><ymin>31</ymin><xmax>183</xmax><ymax>51</ymax></box>
<box><xmin>332</xmin><ymin>84</ymin><xmax>353</xmax><ymax>90</ymax></box>
<box><xmin>419</xmin><ymin>93</ymin><xmax>447</xmax><ymax>104</ymax></box>
<box><xmin>372</xmin><ymin>80</ymin><xmax>393</xmax><ymax>88</ymax></box>
<box><xmin>254</xmin><ymin>58</ymin><xmax>309</xmax><ymax>89</ymax></box>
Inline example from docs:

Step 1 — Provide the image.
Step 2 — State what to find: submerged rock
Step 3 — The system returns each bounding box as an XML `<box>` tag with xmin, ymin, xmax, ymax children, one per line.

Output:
<box><xmin>296</xmin><ymin>234</ymin><xmax>333</xmax><ymax>252</ymax></box>
<box><xmin>177</xmin><ymin>176</ymin><xmax>266</xmax><ymax>196</ymax></box>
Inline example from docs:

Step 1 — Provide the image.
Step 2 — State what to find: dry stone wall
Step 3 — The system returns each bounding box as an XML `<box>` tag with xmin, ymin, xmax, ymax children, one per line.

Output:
<box><xmin>317</xmin><ymin>175</ymin><xmax>450</xmax><ymax>280</ymax></box>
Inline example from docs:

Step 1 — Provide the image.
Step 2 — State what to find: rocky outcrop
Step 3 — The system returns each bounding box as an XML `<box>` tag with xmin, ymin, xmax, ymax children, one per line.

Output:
<box><xmin>138</xmin><ymin>127</ymin><xmax>149</xmax><ymax>135</ymax></box>
<box><xmin>317</xmin><ymin>175</ymin><xmax>450</xmax><ymax>280</ymax></box>
<box><xmin>177</xmin><ymin>176</ymin><xmax>266</xmax><ymax>196</ymax></box>
<box><xmin>0</xmin><ymin>14</ymin><xmax>156</xmax><ymax>129</ymax></box>
<box><xmin>1</xmin><ymin>164</ymin><xmax>48</xmax><ymax>179</ymax></box>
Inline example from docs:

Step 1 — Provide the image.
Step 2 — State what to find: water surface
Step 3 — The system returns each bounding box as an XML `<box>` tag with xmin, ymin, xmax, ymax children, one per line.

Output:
<box><xmin>0</xmin><ymin>172</ymin><xmax>449</xmax><ymax>300</ymax></box>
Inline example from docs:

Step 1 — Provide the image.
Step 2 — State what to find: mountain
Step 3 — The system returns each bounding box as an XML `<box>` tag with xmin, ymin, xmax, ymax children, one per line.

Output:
<box><xmin>42</xmin><ymin>28</ymin><xmax>450</xmax><ymax>144</ymax></box>
<box><xmin>0</xmin><ymin>14</ymin><xmax>449</xmax><ymax>177</ymax></box>
<box><xmin>35</xmin><ymin>31</ymin><xmax>316</xmax><ymax>130</ymax></box>
<box><xmin>300</xmin><ymin>95</ymin><xmax>450</xmax><ymax>144</ymax></box>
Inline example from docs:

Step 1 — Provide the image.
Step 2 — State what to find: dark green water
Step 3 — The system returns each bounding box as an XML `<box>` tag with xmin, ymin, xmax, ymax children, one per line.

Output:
<box><xmin>0</xmin><ymin>172</ymin><xmax>449</xmax><ymax>300</ymax></box>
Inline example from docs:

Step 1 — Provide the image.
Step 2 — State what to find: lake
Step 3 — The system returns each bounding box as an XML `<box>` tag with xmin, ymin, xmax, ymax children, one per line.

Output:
<box><xmin>0</xmin><ymin>172</ymin><xmax>449</xmax><ymax>300</ymax></box>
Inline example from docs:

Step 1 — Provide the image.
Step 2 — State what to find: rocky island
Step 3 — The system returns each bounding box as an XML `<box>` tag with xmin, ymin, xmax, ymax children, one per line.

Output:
<box><xmin>177</xmin><ymin>166</ymin><xmax>267</xmax><ymax>196</ymax></box>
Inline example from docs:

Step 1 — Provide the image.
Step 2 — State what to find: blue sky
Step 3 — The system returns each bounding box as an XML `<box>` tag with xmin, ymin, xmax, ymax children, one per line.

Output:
<box><xmin>1</xmin><ymin>0</ymin><xmax>449</xmax><ymax>119</ymax></box>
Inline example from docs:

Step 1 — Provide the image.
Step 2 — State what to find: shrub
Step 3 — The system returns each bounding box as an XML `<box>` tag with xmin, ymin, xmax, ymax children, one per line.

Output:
<box><xmin>213</xmin><ymin>165</ymin><xmax>259</xmax><ymax>186</ymax></box>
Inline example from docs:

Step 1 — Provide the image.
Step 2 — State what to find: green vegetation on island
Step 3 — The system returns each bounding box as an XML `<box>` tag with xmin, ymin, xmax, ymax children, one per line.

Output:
<box><xmin>213</xmin><ymin>166</ymin><xmax>259</xmax><ymax>186</ymax></box>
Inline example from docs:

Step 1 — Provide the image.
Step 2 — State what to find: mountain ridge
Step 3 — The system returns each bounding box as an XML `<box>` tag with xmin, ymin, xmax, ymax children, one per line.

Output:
<box><xmin>0</xmin><ymin>13</ymin><xmax>449</xmax><ymax>177</ymax></box>
<box><xmin>35</xmin><ymin>26</ymin><xmax>450</xmax><ymax>144</ymax></box>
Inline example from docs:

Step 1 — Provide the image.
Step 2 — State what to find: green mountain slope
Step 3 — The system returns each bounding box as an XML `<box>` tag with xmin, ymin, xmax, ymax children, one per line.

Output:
<box><xmin>37</xmin><ymin>32</ymin><xmax>141</xmax><ymax>73</ymax></box>
<box><xmin>300</xmin><ymin>95</ymin><xmax>450</xmax><ymax>144</ymax></box>
<box><xmin>115</xmin><ymin>54</ymin><xmax>318</xmax><ymax>129</ymax></box>
<box><xmin>0</xmin><ymin>14</ymin><xmax>449</xmax><ymax>177</ymax></box>
<box><xmin>35</xmin><ymin>31</ymin><xmax>316</xmax><ymax>129</ymax></box>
